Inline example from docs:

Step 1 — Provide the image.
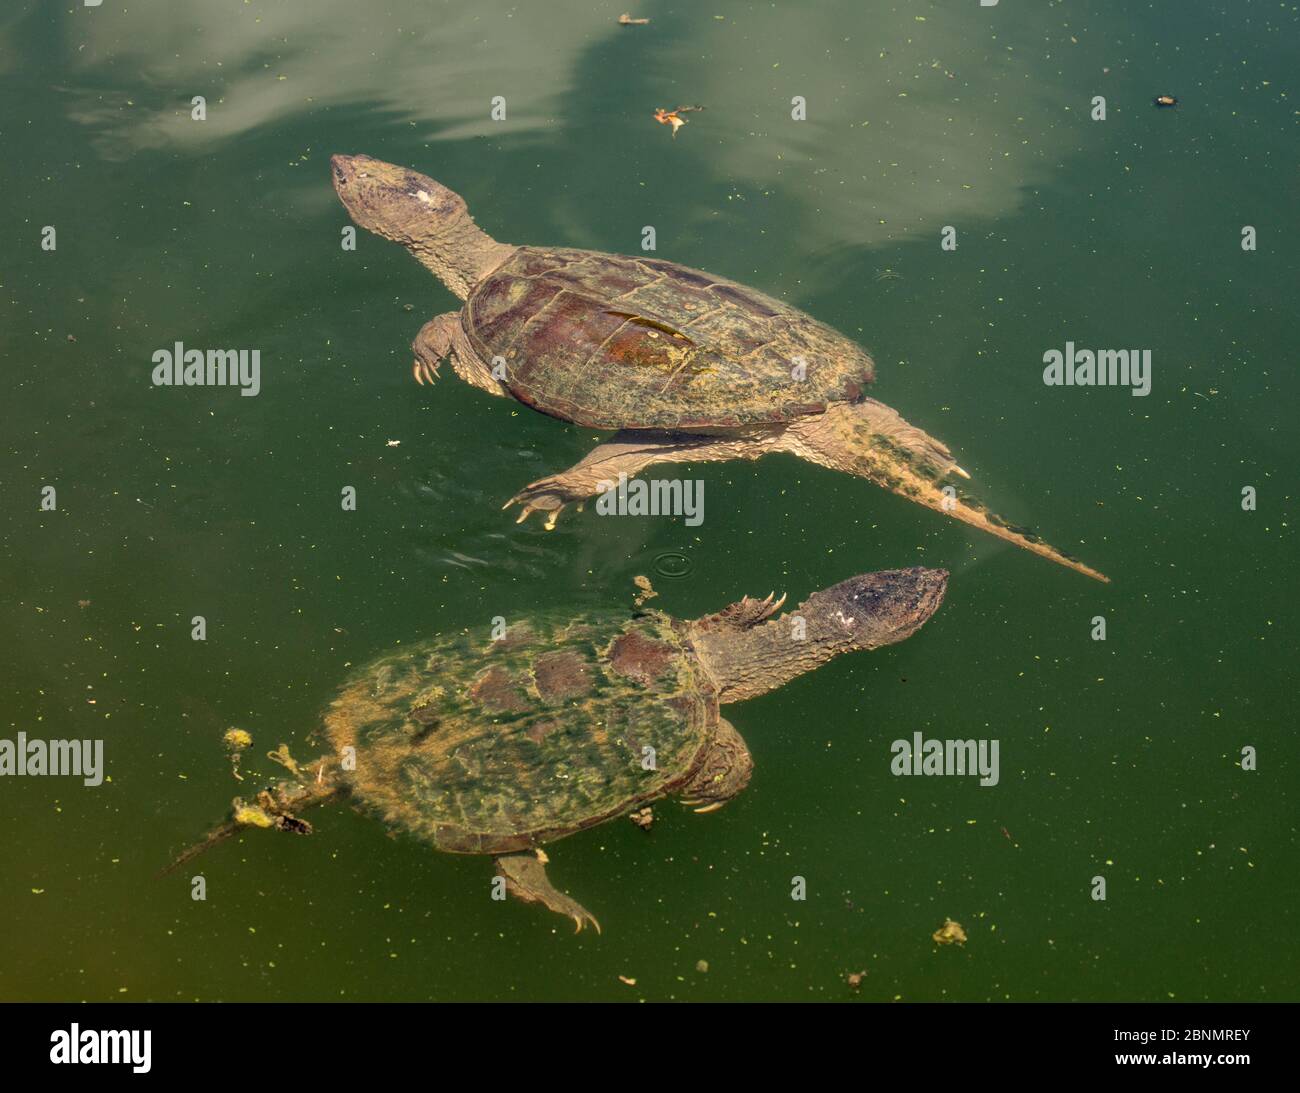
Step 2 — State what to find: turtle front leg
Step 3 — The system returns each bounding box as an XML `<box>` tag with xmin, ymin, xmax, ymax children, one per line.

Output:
<box><xmin>678</xmin><ymin>718</ymin><xmax>753</xmax><ymax>812</ymax></box>
<box><xmin>506</xmin><ymin>429</ymin><xmax>781</xmax><ymax>528</ymax></box>
<box><xmin>411</xmin><ymin>312</ymin><xmax>459</xmax><ymax>385</ymax></box>
<box><xmin>780</xmin><ymin>400</ymin><xmax>1109</xmax><ymax>582</ymax></box>
<box><xmin>494</xmin><ymin>850</ymin><xmax>601</xmax><ymax>934</ymax></box>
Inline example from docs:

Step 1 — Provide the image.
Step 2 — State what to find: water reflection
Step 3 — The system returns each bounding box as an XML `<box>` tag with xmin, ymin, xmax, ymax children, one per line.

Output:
<box><xmin>38</xmin><ymin>0</ymin><xmax>1122</xmax><ymax>252</ymax></box>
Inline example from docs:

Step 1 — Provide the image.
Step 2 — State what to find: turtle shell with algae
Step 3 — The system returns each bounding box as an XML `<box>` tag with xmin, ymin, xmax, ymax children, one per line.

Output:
<box><xmin>464</xmin><ymin>247</ymin><xmax>875</xmax><ymax>430</ymax></box>
<box><xmin>323</xmin><ymin>612</ymin><xmax>717</xmax><ymax>854</ymax></box>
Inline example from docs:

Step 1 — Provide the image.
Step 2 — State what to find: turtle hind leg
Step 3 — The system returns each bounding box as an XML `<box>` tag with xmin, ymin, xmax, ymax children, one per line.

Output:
<box><xmin>505</xmin><ymin>429</ymin><xmax>780</xmax><ymax>528</ymax></box>
<box><xmin>494</xmin><ymin>851</ymin><xmax>601</xmax><ymax>934</ymax></box>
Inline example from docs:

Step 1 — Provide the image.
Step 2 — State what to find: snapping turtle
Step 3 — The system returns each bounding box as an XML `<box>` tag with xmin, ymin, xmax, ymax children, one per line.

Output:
<box><xmin>165</xmin><ymin>568</ymin><xmax>947</xmax><ymax>931</ymax></box>
<box><xmin>330</xmin><ymin>154</ymin><xmax>1106</xmax><ymax>583</ymax></box>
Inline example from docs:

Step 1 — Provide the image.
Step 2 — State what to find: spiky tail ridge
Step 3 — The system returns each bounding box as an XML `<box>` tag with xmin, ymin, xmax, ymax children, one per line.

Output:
<box><xmin>785</xmin><ymin>399</ymin><xmax>1110</xmax><ymax>583</ymax></box>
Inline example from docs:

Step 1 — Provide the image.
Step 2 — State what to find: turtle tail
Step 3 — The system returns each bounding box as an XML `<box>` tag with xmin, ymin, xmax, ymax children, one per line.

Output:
<box><xmin>785</xmin><ymin>399</ymin><xmax>1109</xmax><ymax>583</ymax></box>
<box><xmin>158</xmin><ymin>751</ymin><xmax>344</xmax><ymax>878</ymax></box>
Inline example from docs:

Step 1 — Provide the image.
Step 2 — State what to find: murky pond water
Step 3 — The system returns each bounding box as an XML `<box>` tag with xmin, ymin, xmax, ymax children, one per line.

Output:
<box><xmin>0</xmin><ymin>0</ymin><xmax>1295</xmax><ymax>1001</ymax></box>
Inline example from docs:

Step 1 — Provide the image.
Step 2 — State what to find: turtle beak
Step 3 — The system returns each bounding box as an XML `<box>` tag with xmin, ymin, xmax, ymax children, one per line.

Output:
<box><xmin>331</xmin><ymin>153</ymin><xmax>358</xmax><ymax>189</ymax></box>
<box><xmin>330</xmin><ymin>154</ymin><xmax>385</xmax><ymax>230</ymax></box>
<box><xmin>863</xmin><ymin>567</ymin><xmax>948</xmax><ymax>630</ymax></box>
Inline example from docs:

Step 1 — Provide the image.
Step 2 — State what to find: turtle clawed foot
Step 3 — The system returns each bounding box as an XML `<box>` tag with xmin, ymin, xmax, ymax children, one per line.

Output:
<box><xmin>572</xmin><ymin>908</ymin><xmax>602</xmax><ymax>935</ymax></box>
<box><xmin>412</xmin><ymin>357</ymin><xmax>442</xmax><ymax>385</ymax></box>
<box><xmin>503</xmin><ymin>478</ymin><xmax>575</xmax><ymax>530</ymax></box>
<box><xmin>504</xmin><ymin>496</ymin><xmax>566</xmax><ymax>531</ymax></box>
<box><xmin>494</xmin><ymin>851</ymin><xmax>601</xmax><ymax>935</ymax></box>
<box><xmin>548</xmin><ymin>888</ymin><xmax>600</xmax><ymax>934</ymax></box>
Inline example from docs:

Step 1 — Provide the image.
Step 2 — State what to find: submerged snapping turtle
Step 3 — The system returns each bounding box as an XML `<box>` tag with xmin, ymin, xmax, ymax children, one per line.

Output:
<box><xmin>330</xmin><ymin>154</ymin><xmax>1106</xmax><ymax>582</ymax></box>
<box><xmin>166</xmin><ymin>568</ymin><xmax>947</xmax><ymax>931</ymax></box>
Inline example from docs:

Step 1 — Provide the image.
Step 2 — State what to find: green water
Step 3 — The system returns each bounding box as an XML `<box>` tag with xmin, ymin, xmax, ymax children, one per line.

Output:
<box><xmin>1</xmin><ymin>0</ymin><xmax>1295</xmax><ymax>1002</ymax></box>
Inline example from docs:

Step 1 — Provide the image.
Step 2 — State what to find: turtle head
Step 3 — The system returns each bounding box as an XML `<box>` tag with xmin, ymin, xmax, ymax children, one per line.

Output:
<box><xmin>689</xmin><ymin>567</ymin><xmax>948</xmax><ymax>704</ymax></box>
<box><xmin>331</xmin><ymin>154</ymin><xmax>468</xmax><ymax>245</ymax></box>
<box><xmin>331</xmin><ymin>154</ymin><xmax>509</xmax><ymax>298</ymax></box>
<box><xmin>801</xmin><ymin>567</ymin><xmax>949</xmax><ymax>653</ymax></box>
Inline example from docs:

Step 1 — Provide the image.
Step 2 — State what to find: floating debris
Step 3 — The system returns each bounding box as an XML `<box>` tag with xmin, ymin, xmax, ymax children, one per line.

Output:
<box><xmin>618</xmin><ymin>974</ymin><xmax>637</xmax><ymax>985</ymax></box>
<box><xmin>232</xmin><ymin>797</ymin><xmax>274</xmax><ymax>828</ymax></box>
<box><xmin>846</xmin><ymin>969</ymin><xmax>867</xmax><ymax>991</ymax></box>
<box><xmin>695</xmin><ymin>959</ymin><xmax>709</xmax><ymax>973</ymax></box>
<box><xmin>275</xmin><ymin>814</ymin><xmax>313</xmax><ymax>835</ymax></box>
<box><xmin>618</xmin><ymin>13</ymin><xmax>650</xmax><ymax>25</ymax></box>
<box><xmin>267</xmin><ymin>743</ymin><xmax>302</xmax><ymax>778</ymax></box>
<box><xmin>223</xmin><ymin>727</ymin><xmax>253</xmax><ymax>781</ymax></box>
<box><xmin>630</xmin><ymin>806</ymin><xmax>654</xmax><ymax>831</ymax></box>
<box><xmin>240</xmin><ymin>789</ymin><xmax>314</xmax><ymax>835</ymax></box>
<box><xmin>633</xmin><ymin>574</ymin><xmax>658</xmax><ymax>606</ymax></box>
<box><xmin>653</xmin><ymin>104</ymin><xmax>704</xmax><ymax>139</ymax></box>
<box><xmin>932</xmin><ymin>918</ymin><xmax>967</xmax><ymax>946</ymax></box>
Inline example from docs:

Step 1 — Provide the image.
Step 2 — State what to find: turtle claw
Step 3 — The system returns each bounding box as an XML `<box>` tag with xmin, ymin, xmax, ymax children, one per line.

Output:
<box><xmin>505</xmin><ymin>478</ymin><xmax>574</xmax><ymax>528</ymax></box>
<box><xmin>412</xmin><ymin>357</ymin><xmax>441</xmax><ymax>385</ymax></box>
<box><xmin>508</xmin><ymin>500</ymin><xmax>565</xmax><ymax>529</ymax></box>
<box><xmin>574</xmin><ymin>911</ymin><xmax>602</xmax><ymax>935</ymax></box>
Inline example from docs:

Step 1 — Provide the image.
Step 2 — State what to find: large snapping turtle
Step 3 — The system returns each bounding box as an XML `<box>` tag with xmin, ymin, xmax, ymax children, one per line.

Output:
<box><xmin>330</xmin><ymin>154</ymin><xmax>1106</xmax><ymax>582</ymax></box>
<box><xmin>165</xmin><ymin>568</ymin><xmax>947</xmax><ymax>932</ymax></box>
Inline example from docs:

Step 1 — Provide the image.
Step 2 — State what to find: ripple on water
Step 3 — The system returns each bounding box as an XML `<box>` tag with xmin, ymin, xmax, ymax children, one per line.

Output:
<box><xmin>651</xmin><ymin>551</ymin><xmax>694</xmax><ymax>579</ymax></box>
